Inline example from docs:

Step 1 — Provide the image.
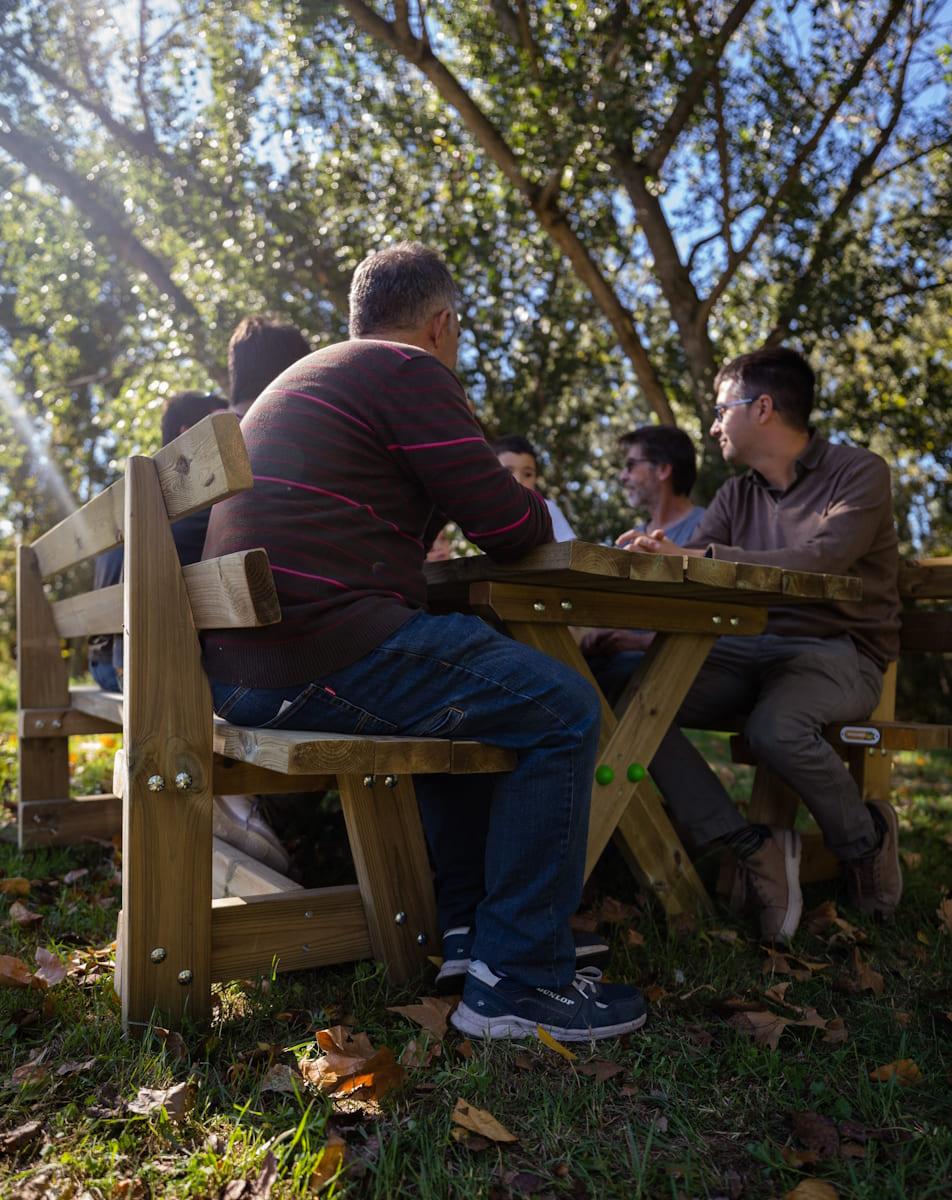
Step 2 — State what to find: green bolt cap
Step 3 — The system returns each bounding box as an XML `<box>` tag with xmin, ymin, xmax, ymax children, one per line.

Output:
<box><xmin>626</xmin><ymin>763</ymin><xmax>646</xmax><ymax>782</ymax></box>
<box><xmin>595</xmin><ymin>764</ymin><xmax>615</xmax><ymax>785</ymax></box>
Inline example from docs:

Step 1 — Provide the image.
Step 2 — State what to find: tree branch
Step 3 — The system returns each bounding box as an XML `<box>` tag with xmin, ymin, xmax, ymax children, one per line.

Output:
<box><xmin>0</xmin><ymin>111</ymin><xmax>223</xmax><ymax>383</ymax></box>
<box><xmin>339</xmin><ymin>0</ymin><xmax>675</xmax><ymax>423</ymax></box>
<box><xmin>643</xmin><ymin>0</ymin><xmax>757</xmax><ymax>175</ymax></box>
<box><xmin>699</xmin><ymin>0</ymin><xmax>907</xmax><ymax>323</ymax></box>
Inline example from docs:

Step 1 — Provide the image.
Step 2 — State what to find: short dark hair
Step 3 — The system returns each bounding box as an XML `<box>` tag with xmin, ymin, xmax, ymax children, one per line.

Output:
<box><xmin>618</xmin><ymin>425</ymin><xmax>698</xmax><ymax>497</ymax></box>
<box><xmin>491</xmin><ymin>434</ymin><xmax>537</xmax><ymax>463</ymax></box>
<box><xmin>714</xmin><ymin>346</ymin><xmax>815</xmax><ymax>430</ymax></box>
<box><xmin>228</xmin><ymin>315</ymin><xmax>310</xmax><ymax>410</ymax></box>
<box><xmin>349</xmin><ymin>242</ymin><xmax>460</xmax><ymax>337</ymax></box>
<box><xmin>161</xmin><ymin>390</ymin><xmax>227</xmax><ymax>447</ymax></box>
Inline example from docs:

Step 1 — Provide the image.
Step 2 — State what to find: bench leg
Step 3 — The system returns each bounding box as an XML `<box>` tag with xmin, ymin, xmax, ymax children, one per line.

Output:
<box><xmin>338</xmin><ymin>775</ymin><xmax>438</xmax><ymax>984</ymax></box>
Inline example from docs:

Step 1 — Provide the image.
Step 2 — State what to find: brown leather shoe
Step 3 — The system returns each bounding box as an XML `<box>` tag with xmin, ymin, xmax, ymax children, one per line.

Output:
<box><xmin>844</xmin><ymin>798</ymin><xmax>902</xmax><ymax>918</ymax></box>
<box><xmin>728</xmin><ymin>828</ymin><xmax>803</xmax><ymax>944</ymax></box>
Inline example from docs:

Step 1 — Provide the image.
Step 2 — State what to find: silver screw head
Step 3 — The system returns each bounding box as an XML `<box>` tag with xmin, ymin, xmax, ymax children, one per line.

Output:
<box><xmin>51</xmin><ymin>718</ymin><xmax>62</xmax><ymax>729</ymax></box>
<box><xmin>35</xmin><ymin>719</ymin><xmax>45</xmax><ymax>730</ymax></box>
<box><xmin>150</xmin><ymin>947</ymin><xmax>167</xmax><ymax>964</ymax></box>
<box><xmin>384</xmin><ymin>774</ymin><xmax>398</xmax><ymax>788</ymax></box>
<box><xmin>362</xmin><ymin>775</ymin><xmax>375</xmax><ymax>788</ymax></box>
<box><xmin>712</xmin><ymin>615</ymin><xmax>723</xmax><ymax>625</ymax></box>
<box><xmin>174</xmin><ymin>771</ymin><xmax>192</xmax><ymax>791</ymax></box>
<box><xmin>177</xmin><ymin>969</ymin><xmax>193</xmax><ymax>985</ymax></box>
<box><xmin>394</xmin><ymin>911</ymin><xmax>407</xmax><ymax>925</ymax></box>
<box><xmin>729</xmin><ymin>616</ymin><xmax>740</xmax><ymax>627</ymax></box>
<box><xmin>532</xmin><ymin>600</ymin><xmax>546</xmax><ymax>613</ymax></box>
<box><xmin>560</xmin><ymin>599</ymin><xmax>573</xmax><ymax>611</ymax></box>
<box><xmin>304</xmin><ymin>910</ymin><xmax>313</xmax><ymax>919</ymax></box>
<box><xmin>147</xmin><ymin>774</ymin><xmax>165</xmax><ymax>792</ymax></box>
<box><xmin>416</xmin><ymin>932</ymin><xmax>428</xmax><ymax>945</ymax></box>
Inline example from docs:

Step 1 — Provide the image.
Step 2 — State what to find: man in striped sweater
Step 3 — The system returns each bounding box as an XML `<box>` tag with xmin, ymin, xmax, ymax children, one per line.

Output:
<box><xmin>202</xmin><ymin>242</ymin><xmax>646</xmax><ymax>1042</ymax></box>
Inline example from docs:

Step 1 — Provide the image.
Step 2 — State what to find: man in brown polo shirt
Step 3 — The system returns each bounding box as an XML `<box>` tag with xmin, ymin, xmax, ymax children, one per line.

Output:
<box><xmin>621</xmin><ymin>346</ymin><xmax>902</xmax><ymax>943</ymax></box>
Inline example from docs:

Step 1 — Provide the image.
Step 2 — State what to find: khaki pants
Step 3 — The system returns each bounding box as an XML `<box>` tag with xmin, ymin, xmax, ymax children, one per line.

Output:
<box><xmin>647</xmin><ymin>633</ymin><xmax>885</xmax><ymax>860</ymax></box>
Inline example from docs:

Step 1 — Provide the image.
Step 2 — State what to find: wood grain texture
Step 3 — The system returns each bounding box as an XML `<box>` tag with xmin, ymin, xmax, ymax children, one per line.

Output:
<box><xmin>51</xmin><ymin>549</ymin><xmax>280</xmax><ymax>637</ymax></box>
<box><xmin>338</xmin><ymin>775</ymin><xmax>438</xmax><ymax>984</ymax></box>
<box><xmin>212</xmin><ymin>837</ymin><xmax>302</xmax><ymax>899</ymax></box>
<box><xmin>16</xmin><ymin>794</ymin><xmax>121</xmax><ymax>848</ymax></box>
<box><xmin>19</xmin><ymin>706</ymin><xmax>120</xmax><ymax>738</ymax></box>
<box><xmin>32</xmin><ymin>411</ymin><xmax>251</xmax><ymax>578</ymax></box>
<box><xmin>470</xmin><ymin>580</ymin><xmax>765</xmax><ymax>635</ymax></box>
<box><xmin>898</xmin><ymin>557</ymin><xmax>952</xmax><ymax>600</ymax></box>
<box><xmin>70</xmin><ymin>687</ymin><xmax>123</xmax><ymax>724</ymax></box>
<box><xmin>211</xmin><ymin>887</ymin><xmax>371</xmax><ymax>979</ymax></box>
<box><xmin>16</xmin><ymin>545</ymin><xmax>70</xmax><ymax>849</ymax></box>
<box><xmin>119</xmin><ymin>456</ymin><xmax>215</xmax><ymax>1031</ymax></box>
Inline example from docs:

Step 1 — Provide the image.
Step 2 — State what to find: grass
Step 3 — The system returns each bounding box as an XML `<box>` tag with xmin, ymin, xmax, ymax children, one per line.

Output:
<box><xmin>1</xmin><ymin>731</ymin><xmax>951</xmax><ymax>1199</ymax></box>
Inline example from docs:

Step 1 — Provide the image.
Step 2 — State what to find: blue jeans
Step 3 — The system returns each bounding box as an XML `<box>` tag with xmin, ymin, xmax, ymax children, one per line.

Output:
<box><xmin>210</xmin><ymin>611</ymin><xmax>601</xmax><ymax>987</ymax></box>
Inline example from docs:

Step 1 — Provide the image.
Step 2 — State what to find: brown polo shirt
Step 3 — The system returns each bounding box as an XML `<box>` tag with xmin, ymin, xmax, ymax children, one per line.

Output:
<box><xmin>684</xmin><ymin>433</ymin><xmax>900</xmax><ymax>669</ymax></box>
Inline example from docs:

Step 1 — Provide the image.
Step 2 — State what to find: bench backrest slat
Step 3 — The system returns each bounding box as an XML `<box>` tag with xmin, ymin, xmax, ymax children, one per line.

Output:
<box><xmin>31</xmin><ymin>412</ymin><xmax>251</xmax><ymax>579</ymax></box>
<box><xmin>50</xmin><ymin>549</ymin><xmax>280</xmax><ymax>638</ymax></box>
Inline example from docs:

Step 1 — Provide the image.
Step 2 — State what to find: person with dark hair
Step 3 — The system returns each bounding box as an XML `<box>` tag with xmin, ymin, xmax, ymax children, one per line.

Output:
<box><xmin>622</xmin><ymin>345</ymin><xmax>902</xmax><ymax>943</ymax></box>
<box><xmin>88</xmin><ymin>390</ymin><xmax>228</xmax><ymax>692</ymax></box>
<box><xmin>581</xmin><ymin>423</ymin><xmax>705</xmax><ymax>676</ymax></box>
<box><xmin>228</xmin><ymin>315</ymin><xmax>311</xmax><ymax>417</ymax></box>
<box><xmin>491</xmin><ymin>434</ymin><xmax>576</xmax><ymax>541</ymax></box>
<box><xmin>202</xmin><ymin>241</ymin><xmax>645</xmax><ymax>1042</ymax></box>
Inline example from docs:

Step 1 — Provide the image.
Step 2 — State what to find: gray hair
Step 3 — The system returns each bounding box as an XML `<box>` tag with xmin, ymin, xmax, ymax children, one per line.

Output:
<box><xmin>349</xmin><ymin>242</ymin><xmax>460</xmax><ymax>337</ymax></box>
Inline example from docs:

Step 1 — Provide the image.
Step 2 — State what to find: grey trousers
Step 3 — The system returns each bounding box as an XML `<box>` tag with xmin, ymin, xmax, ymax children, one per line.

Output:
<box><xmin>646</xmin><ymin>634</ymin><xmax>885</xmax><ymax>861</ymax></box>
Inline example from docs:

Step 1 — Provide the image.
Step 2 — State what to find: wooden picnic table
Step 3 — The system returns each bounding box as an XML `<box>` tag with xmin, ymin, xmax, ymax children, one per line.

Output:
<box><xmin>426</xmin><ymin>541</ymin><xmax>862</xmax><ymax>918</ymax></box>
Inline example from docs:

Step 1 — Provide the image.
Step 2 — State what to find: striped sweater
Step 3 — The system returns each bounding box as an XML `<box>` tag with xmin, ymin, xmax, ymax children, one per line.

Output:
<box><xmin>202</xmin><ymin>339</ymin><xmax>553</xmax><ymax>686</ymax></box>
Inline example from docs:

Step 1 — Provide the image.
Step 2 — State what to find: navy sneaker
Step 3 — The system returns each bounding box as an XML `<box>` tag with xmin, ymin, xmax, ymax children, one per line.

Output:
<box><xmin>450</xmin><ymin>960</ymin><xmax>647</xmax><ymax>1041</ymax></box>
<box><xmin>434</xmin><ymin>925</ymin><xmax>611</xmax><ymax>994</ymax></box>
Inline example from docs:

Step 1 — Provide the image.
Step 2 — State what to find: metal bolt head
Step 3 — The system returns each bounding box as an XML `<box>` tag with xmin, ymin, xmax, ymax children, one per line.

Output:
<box><xmin>394</xmin><ymin>911</ymin><xmax>407</xmax><ymax>925</ymax></box>
<box><xmin>150</xmin><ymin>947</ymin><xmax>167</xmax><ymax>964</ymax></box>
<box><xmin>532</xmin><ymin>600</ymin><xmax>546</xmax><ymax>613</ymax></box>
<box><xmin>362</xmin><ymin>775</ymin><xmax>375</xmax><ymax>788</ymax></box>
<box><xmin>51</xmin><ymin>718</ymin><xmax>62</xmax><ymax>729</ymax></box>
<box><xmin>729</xmin><ymin>616</ymin><xmax>740</xmax><ymax>627</ymax></box>
<box><xmin>304</xmin><ymin>910</ymin><xmax>313</xmax><ymax>919</ymax></box>
<box><xmin>384</xmin><ymin>774</ymin><xmax>398</xmax><ymax>788</ymax></box>
<box><xmin>416</xmin><ymin>932</ymin><xmax>428</xmax><ymax>946</ymax></box>
<box><xmin>174</xmin><ymin>771</ymin><xmax>192</xmax><ymax>791</ymax></box>
<box><xmin>35</xmin><ymin>719</ymin><xmax>45</xmax><ymax>730</ymax></box>
<box><xmin>147</xmin><ymin>774</ymin><xmax>165</xmax><ymax>792</ymax></box>
<box><xmin>712</xmin><ymin>615</ymin><xmax>723</xmax><ymax>626</ymax></box>
<box><xmin>177</xmin><ymin>969</ymin><xmax>193</xmax><ymax>985</ymax></box>
<box><xmin>560</xmin><ymin>599</ymin><xmax>573</xmax><ymax>611</ymax></box>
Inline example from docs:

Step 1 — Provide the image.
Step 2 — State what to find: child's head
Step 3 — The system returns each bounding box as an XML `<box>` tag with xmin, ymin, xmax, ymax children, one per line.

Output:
<box><xmin>491</xmin><ymin>434</ymin><xmax>538</xmax><ymax>491</ymax></box>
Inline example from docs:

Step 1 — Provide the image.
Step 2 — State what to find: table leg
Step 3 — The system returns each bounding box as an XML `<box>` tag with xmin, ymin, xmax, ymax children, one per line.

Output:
<box><xmin>507</xmin><ymin>622</ymin><xmax>714</xmax><ymax>916</ymax></box>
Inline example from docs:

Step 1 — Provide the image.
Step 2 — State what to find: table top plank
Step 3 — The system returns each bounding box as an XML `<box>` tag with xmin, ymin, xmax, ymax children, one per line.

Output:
<box><xmin>426</xmin><ymin>541</ymin><xmax>861</xmax><ymax>605</ymax></box>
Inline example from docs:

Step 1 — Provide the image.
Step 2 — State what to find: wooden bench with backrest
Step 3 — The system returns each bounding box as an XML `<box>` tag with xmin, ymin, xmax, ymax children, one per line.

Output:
<box><xmin>16</xmin><ymin>412</ymin><xmax>515</xmax><ymax>1030</ymax></box>
<box><xmin>727</xmin><ymin>556</ymin><xmax>952</xmax><ymax>880</ymax></box>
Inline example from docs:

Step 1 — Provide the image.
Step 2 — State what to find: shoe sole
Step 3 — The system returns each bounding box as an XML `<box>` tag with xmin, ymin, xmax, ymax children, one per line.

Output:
<box><xmin>773</xmin><ymin>829</ymin><xmax>803</xmax><ymax>944</ymax></box>
<box><xmin>435</xmin><ymin>945</ymin><xmax>611</xmax><ymax>995</ymax></box>
<box><xmin>450</xmin><ymin>1001</ymin><xmax>646</xmax><ymax>1042</ymax></box>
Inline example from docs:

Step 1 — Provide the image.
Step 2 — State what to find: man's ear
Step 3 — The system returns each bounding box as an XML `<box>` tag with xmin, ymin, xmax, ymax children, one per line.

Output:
<box><xmin>427</xmin><ymin>307</ymin><xmax>451</xmax><ymax>346</ymax></box>
<box><xmin>754</xmin><ymin>392</ymin><xmax>774</xmax><ymax>423</ymax></box>
<box><xmin>655</xmin><ymin>461</ymin><xmax>673</xmax><ymax>483</ymax></box>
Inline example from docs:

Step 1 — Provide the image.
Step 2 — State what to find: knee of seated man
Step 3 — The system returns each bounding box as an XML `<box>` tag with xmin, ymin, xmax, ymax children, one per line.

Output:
<box><xmin>744</xmin><ymin>708</ymin><xmax>820</xmax><ymax>759</ymax></box>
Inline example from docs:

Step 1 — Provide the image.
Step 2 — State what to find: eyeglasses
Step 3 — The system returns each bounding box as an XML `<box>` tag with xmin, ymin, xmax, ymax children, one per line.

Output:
<box><xmin>622</xmin><ymin>456</ymin><xmax>655</xmax><ymax>471</ymax></box>
<box><xmin>712</xmin><ymin>397</ymin><xmax>757</xmax><ymax>421</ymax></box>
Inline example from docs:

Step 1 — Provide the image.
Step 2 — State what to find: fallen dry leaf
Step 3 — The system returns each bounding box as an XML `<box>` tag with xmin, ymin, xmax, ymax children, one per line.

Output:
<box><xmin>869</xmin><ymin>1059</ymin><xmax>922</xmax><ymax>1086</ymax></box>
<box><xmin>11</xmin><ymin>1050</ymin><xmax>49</xmax><ymax>1086</ymax></box>
<box><xmin>249</xmin><ymin>1152</ymin><xmax>278</xmax><ymax>1200</ymax></box>
<box><xmin>937</xmin><ymin>898</ymin><xmax>952</xmax><ymax>935</ymax></box>
<box><xmin>455</xmin><ymin>1039</ymin><xmax>474</xmax><ymax>1060</ymax></box>
<box><xmin>536</xmin><ymin>1025</ymin><xmax>577</xmax><ymax>1063</ymax></box>
<box><xmin>625</xmin><ymin>927</ymin><xmax>645</xmax><ymax>947</ymax></box>
<box><xmin>765</xmin><ymin>981</ymin><xmax>792</xmax><ymax>1004</ymax></box>
<box><xmin>782</xmin><ymin>1147</ymin><xmax>820</xmax><ymax>1167</ymax></box>
<box><xmin>0</xmin><ymin>1118</ymin><xmax>43</xmax><ymax>1154</ymax></box>
<box><xmin>387</xmin><ymin>996</ymin><xmax>455</xmax><ymax>1039</ymax></box>
<box><xmin>62</xmin><ymin>868</ymin><xmax>90</xmax><ymax>885</ymax></box>
<box><xmin>892</xmin><ymin>1010</ymin><xmax>912</xmax><ymax>1027</ymax></box>
<box><xmin>823</xmin><ymin>1017</ymin><xmax>849</xmax><ymax>1044</ymax></box>
<box><xmin>33</xmin><ymin>947</ymin><xmax>67</xmax><ymax>990</ymax></box>
<box><xmin>784</xmin><ymin>1182</ymin><xmax>839</xmax><ymax>1200</ymax></box>
<box><xmin>569</xmin><ymin>912</ymin><xmax>599</xmax><ymax>933</ymax></box>
<box><xmin>644</xmin><ymin>985</ymin><xmax>668</xmax><ymax>1004</ymax></box>
<box><xmin>851</xmin><ymin>948</ymin><xmax>884</xmax><ymax>996</ymax></box>
<box><xmin>302</xmin><ymin>1030</ymin><xmax>404</xmax><ymax>1102</ymax></box>
<box><xmin>791</xmin><ymin>1111</ymin><xmax>838</xmax><ymax>1159</ymax></box>
<box><xmin>599</xmin><ymin>896</ymin><xmax>640</xmax><ymax>924</ymax></box>
<box><xmin>0</xmin><ymin>956</ymin><xmax>37</xmax><ymax>989</ymax></box>
<box><xmin>55</xmin><ymin>1057</ymin><xmax>96</xmax><ymax>1078</ymax></box>
<box><xmin>576</xmin><ymin>1059</ymin><xmax>625</xmax><ymax>1083</ymax></box>
<box><xmin>512</xmin><ymin>1052</ymin><xmax>534</xmax><ymax>1071</ymax></box>
<box><xmin>803</xmin><ymin>900</ymin><xmax>863</xmax><ymax>942</ymax></box>
<box><xmin>127</xmin><ymin>1081</ymin><xmax>196</xmax><ymax>1121</ymax></box>
<box><xmin>501</xmin><ymin>1169</ymin><xmax>548</xmax><ymax>1194</ymax></box>
<box><xmin>154</xmin><ymin>1027</ymin><xmax>189</xmax><ymax>1063</ymax></box>
<box><xmin>310</xmin><ymin>1132</ymin><xmax>346</xmax><ymax>1192</ymax></box>
<box><xmin>399</xmin><ymin>1038</ymin><xmax>442</xmax><ymax>1069</ymax></box>
<box><xmin>728</xmin><ymin>1010</ymin><xmax>791</xmax><ymax>1050</ymax></box>
<box><xmin>707</xmin><ymin>928</ymin><xmax>740</xmax><ymax>944</ymax></box>
<box><xmin>840</xmin><ymin>1141</ymin><xmax>866</xmax><ymax>1158</ymax></box>
<box><xmin>900</xmin><ymin>851</ymin><xmax>921</xmax><ymax>870</ymax></box>
<box><xmin>451</xmin><ymin>1097</ymin><xmax>518</xmax><ymax>1144</ymax></box>
<box><xmin>450</xmin><ymin>1129</ymin><xmax>492</xmax><ymax>1152</ymax></box>
<box><xmin>0</xmin><ymin>877</ymin><xmax>31</xmax><ymax>897</ymax></box>
<box><xmin>260</xmin><ymin>1063</ymin><xmax>300</xmax><ymax>1094</ymax></box>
